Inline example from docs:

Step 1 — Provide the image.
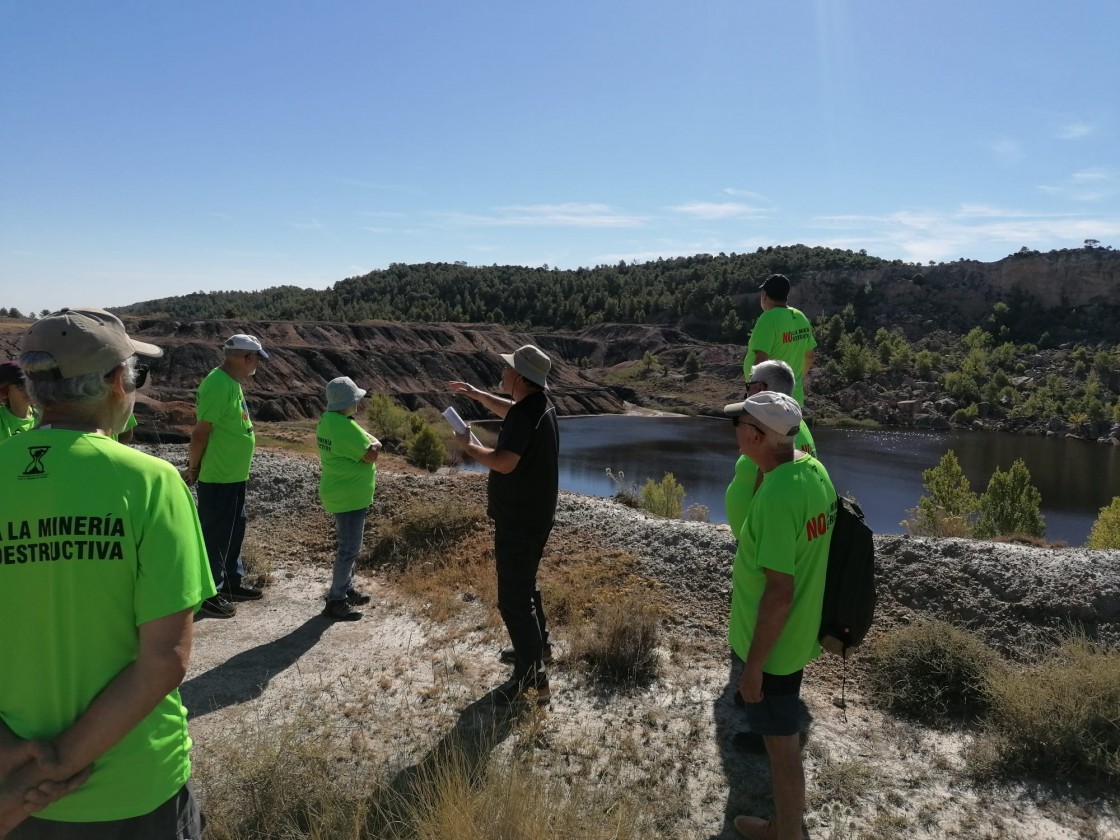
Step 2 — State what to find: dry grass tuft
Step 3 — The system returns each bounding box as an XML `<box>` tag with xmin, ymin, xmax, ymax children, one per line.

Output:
<box><xmin>972</xmin><ymin>634</ymin><xmax>1120</xmax><ymax>782</ymax></box>
<box><xmin>861</xmin><ymin>619</ymin><xmax>1002</xmax><ymax>723</ymax></box>
<box><xmin>570</xmin><ymin>594</ymin><xmax>662</xmax><ymax>687</ymax></box>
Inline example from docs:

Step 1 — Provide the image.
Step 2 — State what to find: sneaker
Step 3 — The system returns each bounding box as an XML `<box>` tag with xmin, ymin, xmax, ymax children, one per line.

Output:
<box><xmin>491</xmin><ymin>672</ymin><xmax>551</xmax><ymax>706</ymax></box>
<box><xmin>345</xmin><ymin>589</ymin><xmax>372</xmax><ymax>606</ymax></box>
<box><xmin>221</xmin><ymin>583</ymin><xmax>263</xmax><ymax>601</ymax></box>
<box><xmin>199</xmin><ymin>595</ymin><xmax>237</xmax><ymax>619</ymax></box>
<box><xmin>323</xmin><ymin>599</ymin><xmax>362</xmax><ymax>621</ymax></box>
<box><xmin>499</xmin><ymin>644</ymin><xmax>553</xmax><ymax>666</ymax></box>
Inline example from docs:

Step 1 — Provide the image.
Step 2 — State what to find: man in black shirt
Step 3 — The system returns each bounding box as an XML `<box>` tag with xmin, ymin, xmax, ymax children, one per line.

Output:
<box><xmin>449</xmin><ymin>345</ymin><xmax>559</xmax><ymax>705</ymax></box>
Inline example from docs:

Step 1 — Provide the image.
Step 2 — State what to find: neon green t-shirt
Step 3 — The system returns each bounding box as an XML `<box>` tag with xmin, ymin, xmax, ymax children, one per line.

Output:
<box><xmin>745</xmin><ymin>307</ymin><xmax>817</xmax><ymax>405</ymax></box>
<box><xmin>196</xmin><ymin>367</ymin><xmax>255</xmax><ymax>483</ymax></box>
<box><xmin>0</xmin><ymin>404</ymin><xmax>38</xmax><ymax>443</ymax></box>
<box><xmin>724</xmin><ymin>421</ymin><xmax>817</xmax><ymax>538</ymax></box>
<box><xmin>0</xmin><ymin>429</ymin><xmax>215</xmax><ymax>822</ymax></box>
<box><xmin>317</xmin><ymin>411</ymin><xmax>377</xmax><ymax>514</ymax></box>
<box><xmin>728</xmin><ymin>455</ymin><xmax>836</xmax><ymax>675</ymax></box>
<box><xmin>111</xmin><ymin>413</ymin><xmax>138</xmax><ymax>443</ymax></box>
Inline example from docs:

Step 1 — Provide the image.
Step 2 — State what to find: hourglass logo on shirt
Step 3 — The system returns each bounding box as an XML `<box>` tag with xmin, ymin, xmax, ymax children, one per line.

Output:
<box><xmin>22</xmin><ymin>446</ymin><xmax>50</xmax><ymax>477</ymax></box>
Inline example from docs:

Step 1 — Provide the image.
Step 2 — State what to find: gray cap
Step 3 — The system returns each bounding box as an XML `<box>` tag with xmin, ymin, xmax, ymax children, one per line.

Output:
<box><xmin>724</xmin><ymin>391</ymin><xmax>802</xmax><ymax>436</ymax></box>
<box><xmin>325</xmin><ymin>376</ymin><xmax>367</xmax><ymax>411</ymax></box>
<box><xmin>224</xmin><ymin>334</ymin><xmax>269</xmax><ymax>359</ymax></box>
<box><xmin>499</xmin><ymin>344</ymin><xmax>551</xmax><ymax>388</ymax></box>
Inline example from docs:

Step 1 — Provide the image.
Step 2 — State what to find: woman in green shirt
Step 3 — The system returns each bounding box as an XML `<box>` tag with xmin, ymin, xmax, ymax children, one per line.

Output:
<box><xmin>316</xmin><ymin>377</ymin><xmax>381</xmax><ymax>620</ymax></box>
<box><xmin>0</xmin><ymin>361</ymin><xmax>38</xmax><ymax>443</ymax></box>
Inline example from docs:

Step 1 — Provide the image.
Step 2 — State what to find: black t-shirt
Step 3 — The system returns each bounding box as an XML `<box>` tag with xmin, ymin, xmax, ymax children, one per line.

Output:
<box><xmin>487</xmin><ymin>390</ymin><xmax>559</xmax><ymax>533</ymax></box>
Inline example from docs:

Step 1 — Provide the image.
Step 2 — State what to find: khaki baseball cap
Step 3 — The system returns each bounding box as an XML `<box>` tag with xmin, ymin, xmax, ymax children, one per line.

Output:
<box><xmin>21</xmin><ymin>307</ymin><xmax>163</xmax><ymax>380</ymax></box>
<box><xmin>500</xmin><ymin>344</ymin><xmax>551</xmax><ymax>388</ymax></box>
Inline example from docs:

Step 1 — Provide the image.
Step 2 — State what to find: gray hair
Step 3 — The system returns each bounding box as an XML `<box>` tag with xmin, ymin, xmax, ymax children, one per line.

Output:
<box><xmin>21</xmin><ymin>352</ymin><xmax>136</xmax><ymax>411</ymax></box>
<box><xmin>749</xmin><ymin>359</ymin><xmax>796</xmax><ymax>397</ymax></box>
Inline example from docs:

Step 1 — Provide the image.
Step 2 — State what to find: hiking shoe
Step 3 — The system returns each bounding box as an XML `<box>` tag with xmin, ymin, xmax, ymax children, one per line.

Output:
<box><xmin>499</xmin><ymin>644</ymin><xmax>553</xmax><ymax>665</ymax></box>
<box><xmin>221</xmin><ymin>583</ymin><xmax>263</xmax><ymax>601</ymax></box>
<box><xmin>323</xmin><ymin>599</ymin><xmax>362</xmax><ymax>621</ymax></box>
<box><xmin>345</xmin><ymin>588</ymin><xmax>372</xmax><ymax>606</ymax></box>
<box><xmin>199</xmin><ymin>595</ymin><xmax>237</xmax><ymax>619</ymax></box>
<box><xmin>491</xmin><ymin>673</ymin><xmax>551</xmax><ymax>706</ymax></box>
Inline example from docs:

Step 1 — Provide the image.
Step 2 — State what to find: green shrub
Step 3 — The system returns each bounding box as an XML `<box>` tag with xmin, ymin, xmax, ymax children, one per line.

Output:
<box><xmin>903</xmin><ymin>450</ymin><xmax>978</xmax><ymax>537</ymax></box>
<box><xmin>367</xmin><ymin>394</ymin><xmax>412</xmax><ymax>448</ymax></box>
<box><xmin>951</xmin><ymin>404</ymin><xmax>978</xmax><ymax>425</ymax></box>
<box><xmin>1087</xmin><ymin>497</ymin><xmax>1120</xmax><ymax>549</ymax></box>
<box><xmin>861</xmin><ymin>620</ymin><xmax>1001</xmax><ymax>723</ymax></box>
<box><xmin>407</xmin><ymin>423</ymin><xmax>447</xmax><ymax>472</ymax></box>
<box><xmin>976</xmin><ymin>636</ymin><xmax>1120</xmax><ymax>781</ymax></box>
<box><xmin>639</xmin><ymin>473</ymin><xmax>685</xmax><ymax>519</ymax></box>
<box><xmin>974</xmin><ymin>459</ymin><xmax>1045</xmax><ymax>539</ymax></box>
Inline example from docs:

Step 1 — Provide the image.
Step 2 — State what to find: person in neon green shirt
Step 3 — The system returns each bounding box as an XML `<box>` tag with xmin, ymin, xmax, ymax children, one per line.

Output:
<box><xmin>725</xmin><ymin>360</ymin><xmax>816</xmax><ymax>538</ymax></box>
<box><xmin>317</xmin><ymin>377</ymin><xmax>381</xmax><ymax>621</ymax></box>
<box><xmin>0</xmin><ymin>361</ymin><xmax>39</xmax><ymax>444</ymax></box>
<box><xmin>744</xmin><ymin>274</ymin><xmax>817</xmax><ymax>406</ymax></box>
<box><xmin>185</xmin><ymin>334</ymin><xmax>268</xmax><ymax>618</ymax></box>
<box><xmin>0</xmin><ymin>307</ymin><xmax>212</xmax><ymax>838</ymax></box>
<box><xmin>722</xmin><ymin>391</ymin><xmax>836</xmax><ymax>840</ymax></box>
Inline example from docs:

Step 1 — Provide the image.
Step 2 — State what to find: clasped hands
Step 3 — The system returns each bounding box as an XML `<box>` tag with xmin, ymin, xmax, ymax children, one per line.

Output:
<box><xmin>0</xmin><ymin>739</ymin><xmax>89</xmax><ymax>838</ymax></box>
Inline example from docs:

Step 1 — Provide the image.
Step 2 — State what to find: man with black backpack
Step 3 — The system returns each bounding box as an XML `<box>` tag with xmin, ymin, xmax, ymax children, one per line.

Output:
<box><xmin>723</xmin><ymin>392</ymin><xmax>837</xmax><ymax>840</ymax></box>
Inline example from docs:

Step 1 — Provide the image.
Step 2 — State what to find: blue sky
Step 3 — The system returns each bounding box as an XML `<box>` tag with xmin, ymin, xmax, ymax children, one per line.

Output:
<box><xmin>2</xmin><ymin>0</ymin><xmax>1118</xmax><ymax>315</ymax></box>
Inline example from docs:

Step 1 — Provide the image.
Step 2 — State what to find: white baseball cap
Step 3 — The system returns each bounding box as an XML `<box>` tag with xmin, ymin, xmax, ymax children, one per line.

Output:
<box><xmin>224</xmin><ymin>334</ymin><xmax>269</xmax><ymax>359</ymax></box>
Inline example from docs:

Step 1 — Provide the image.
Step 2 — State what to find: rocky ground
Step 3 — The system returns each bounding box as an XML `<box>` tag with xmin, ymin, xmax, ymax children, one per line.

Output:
<box><xmin>132</xmin><ymin>440</ymin><xmax>1120</xmax><ymax>840</ymax></box>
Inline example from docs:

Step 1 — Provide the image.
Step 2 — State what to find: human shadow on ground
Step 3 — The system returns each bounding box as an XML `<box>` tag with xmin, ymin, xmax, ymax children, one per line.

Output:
<box><xmin>377</xmin><ymin>689</ymin><xmax>525</xmax><ymax>823</ymax></box>
<box><xmin>709</xmin><ymin>652</ymin><xmax>815</xmax><ymax>840</ymax></box>
<box><xmin>180</xmin><ymin>615</ymin><xmax>333</xmax><ymax>719</ymax></box>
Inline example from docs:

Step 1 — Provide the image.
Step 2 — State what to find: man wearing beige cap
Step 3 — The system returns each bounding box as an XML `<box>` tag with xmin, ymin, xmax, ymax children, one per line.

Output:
<box><xmin>0</xmin><ymin>308</ymin><xmax>212</xmax><ymax>838</ymax></box>
<box><xmin>722</xmin><ymin>391</ymin><xmax>836</xmax><ymax>840</ymax></box>
<box><xmin>449</xmin><ymin>344</ymin><xmax>559</xmax><ymax>706</ymax></box>
<box><xmin>185</xmin><ymin>333</ymin><xmax>268</xmax><ymax>618</ymax></box>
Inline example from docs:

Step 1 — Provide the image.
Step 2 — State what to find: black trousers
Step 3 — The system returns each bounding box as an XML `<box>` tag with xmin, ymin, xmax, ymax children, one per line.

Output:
<box><xmin>9</xmin><ymin>782</ymin><xmax>203</xmax><ymax>840</ymax></box>
<box><xmin>494</xmin><ymin>525</ymin><xmax>551</xmax><ymax>679</ymax></box>
<box><xmin>196</xmin><ymin>480</ymin><xmax>247</xmax><ymax>591</ymax></box>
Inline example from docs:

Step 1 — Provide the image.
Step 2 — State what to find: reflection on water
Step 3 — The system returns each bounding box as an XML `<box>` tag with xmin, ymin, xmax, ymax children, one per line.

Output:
<box><xmin>465</xmin><ymin>415</ymin><xmax>1120</xmax><ymax>545</ymax></box>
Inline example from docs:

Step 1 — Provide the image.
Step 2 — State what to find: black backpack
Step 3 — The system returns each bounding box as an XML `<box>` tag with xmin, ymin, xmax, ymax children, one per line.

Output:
<box><xmin>819</xmin><ymin>496</ymin><xmax>876</xmax><ymax>658</ymax></box>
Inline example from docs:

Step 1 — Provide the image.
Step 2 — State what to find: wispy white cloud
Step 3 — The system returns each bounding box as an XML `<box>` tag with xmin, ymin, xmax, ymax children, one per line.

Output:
<box><xmin>440</xmin><ymin>203</ymin><xmax>646</xmax><ymax>228</ymax></box>
<box><xmin>988</xmin><ymin>137</ymin><xmax>1024</xmax><ymax>165</ymax></box>
<box><xmin>292</xmin><ymin>219</ymin><xmax>326</xmax><ymax>232</ymax></box>
<box><xmin>722</xmin><ymin>187</ymin><xmax>772</xmax><ymax>203</ymax></box>
<box><xmin>670</xmin><ymin>202</ymin><xmax>770</xmax><ymax>220</ymax></box>
<box><xmin>1057</xmin><ymin>121</ymin><xmax>1093</xmax><ymax>140</ymax></box>
<box><xmin>812</xmin><ymin>204</ymin><xmax>1120</xmax><ymax>263</ymax></box>
<box><xmin>1038</xmin><ymin>167</ymin><xmax>1118</xmax><ymax>202</ymax></box>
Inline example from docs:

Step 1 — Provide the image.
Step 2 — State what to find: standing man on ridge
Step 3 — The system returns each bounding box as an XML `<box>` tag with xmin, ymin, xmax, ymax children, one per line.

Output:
<box><xmin>745</xmin><ymin>274</ymin><xmax>817</xmax><ymax>406</ymax></box>
<box><xmin>723</xmin><ymin>391</ymin><xmax>836</xmax><ymax>840</ymax></box>
<box><xmin>185</xmin><ymin>334</ymin><xmax>268</xmax><ymax>619</ymax></box>
<box><xmin>448</xmin><ymin>344</ymin><xmax>559</xmax><ymax>706</ymax></box>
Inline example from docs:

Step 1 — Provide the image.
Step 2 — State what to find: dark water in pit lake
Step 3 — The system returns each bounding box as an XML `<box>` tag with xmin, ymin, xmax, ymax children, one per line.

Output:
<box><xmin>465</xmin><ymin>415</ymin><xmax>1120</xmax><ymax>545</ymax></box>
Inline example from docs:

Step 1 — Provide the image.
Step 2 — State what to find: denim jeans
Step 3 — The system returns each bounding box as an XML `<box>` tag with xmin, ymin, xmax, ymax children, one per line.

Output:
<box><xmin>196</xmin><ymin>481</ymin><xmax>248</xmax><ymax>591</ymax></box>
<box><xmin>329</xmin><ymin>508</ymin><xmax>368</xmax><ymax>602</ymax></box>
<box><xmin>494</xmin><ymin>525</ymin><xmax>551</xmax><ymax>679</ymax></box>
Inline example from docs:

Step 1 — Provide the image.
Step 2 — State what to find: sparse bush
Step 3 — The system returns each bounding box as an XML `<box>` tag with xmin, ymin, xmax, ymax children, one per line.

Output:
<box><xmin>1087</xmin><ymin>497</ymin><xmax>1120</xmax><ymax>549</ymax></box>
<box><xmin>975</xmin><ymin>635</ymin><xmax>1120</xmax><ymax>781</ymax></box>
<box><xmin>903</xmin><ymin>450</ymin><xmax>978</xmax><ymax>537</ymax></box>
<box><xmin>974</xmin><ymin>459</ymin><xmax>1045</xmax><ymax>539</ymax></box>
<box><xmin>368</xmin><ymin>498</ymin><xmax>485</xmax><ymax>569</ymax></box>
<box><xmin>639</xmin><ymin>473</ymin><xmax>685</xmax><ymax>519</ymax></box>
<box><xmin>571</xmin><ymin>595</ymin><xmax>661</xmax><ymax>687</ymax></box>
<box><xmin>951</xmin><ymin>403</ymin><xmax>979</xmax><ymax>425</ymax></box>
<box><xmin>683</xmin><ymin>503</ymin><xmax>709</xmax><ymax>522</ymax></box>
<box><xmin>862</xmin><ymin>620</ymin><xmax>1002</xmax><ymax>722</ymax></box>
<box><xmin>407</xmin><ymin>422</ymin><xmax>446</xmax><ymax>471</ymax></box>
<box><xmin>367</xmin><ymin>394</ymin><xmax>412</xmax><ymax>449</ymax></box>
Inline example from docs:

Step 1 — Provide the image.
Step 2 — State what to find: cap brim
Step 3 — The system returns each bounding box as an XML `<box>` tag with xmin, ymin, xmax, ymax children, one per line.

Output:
<box><xmin>723</xmin><ymin>401</ymin><xmax>748</xmax><ymax>417</ymax></box>
<box><xmin>130</xmin><ymin>339</ymin><xmax>164</xmax><ymax>359</ymax></box>
<box><xmin>257</xmin><ymin>348</ymin><xmax>270</xmax><ymax>359</ymax></box>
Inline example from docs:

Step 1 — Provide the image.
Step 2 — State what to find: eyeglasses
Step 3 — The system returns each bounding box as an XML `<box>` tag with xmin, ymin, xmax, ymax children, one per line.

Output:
<box><xmin>745</xmin><ymin>379</ymin><xmax>768</xmax><ymax>395</ymax></box>
<box><xmin>134</xmin><ymin>364</ymin><xmax>149</xmax><ymax>389</ymax></box>
<box><xmin>731</xmin><ymin>416</ymin><xmax>766</xmax><ymax>435</ymax></box>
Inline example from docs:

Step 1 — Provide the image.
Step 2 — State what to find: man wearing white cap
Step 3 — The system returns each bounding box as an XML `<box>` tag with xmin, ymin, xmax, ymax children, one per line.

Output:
<box><xmin>722</xmin><ymin>391</ymin><xmax>836</xmax><ymax>840</ymax></box>
<box><xmin>185</xmin><ymin>333</ymin><xmax>268</xmax><ymax>618</ymax></box>
<box><xmin>0</xmin><ymin>308</ymin><xmax>211</xmax><ymax>837</ymax></box>
<box><xmin>316</xmin><ymin>376</ymin><xmax>381</xmax><ymax>621</ymax></box>
<box><xmin>449</xmin><ymin>344</ymin><xmax>559</xmax><ymax>705</ymax></box>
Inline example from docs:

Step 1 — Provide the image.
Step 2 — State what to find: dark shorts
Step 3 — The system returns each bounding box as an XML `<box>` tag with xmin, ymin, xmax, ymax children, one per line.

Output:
<box><xmin>743</xmin><ymin>669</ymin><xmax>804</xmax><ymax>737</ymax></box>
<box><xmin>8</xmin><ymin>782</ymin><xmax>203</xmax><ymax>840</ymax></box>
